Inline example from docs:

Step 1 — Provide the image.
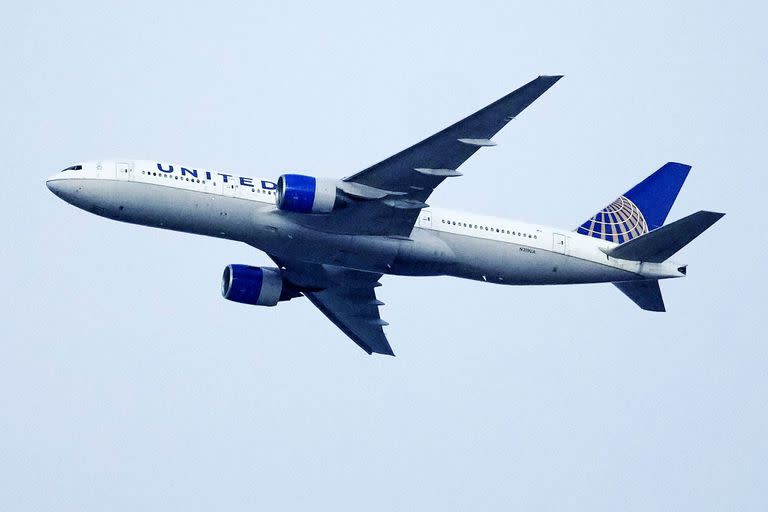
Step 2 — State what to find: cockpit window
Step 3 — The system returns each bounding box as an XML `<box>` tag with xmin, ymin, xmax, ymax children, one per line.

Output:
<box><xmin>61</xmin><ymin>165</ymin><xmax>82</xmax><ymax>172</ymax></box>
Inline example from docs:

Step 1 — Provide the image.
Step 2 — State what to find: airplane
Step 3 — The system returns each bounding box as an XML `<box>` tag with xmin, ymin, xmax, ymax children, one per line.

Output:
<box><xmin>46</xmin><ymin>75</ymin><xmax>724</xmax><ymax>356</ymax></box>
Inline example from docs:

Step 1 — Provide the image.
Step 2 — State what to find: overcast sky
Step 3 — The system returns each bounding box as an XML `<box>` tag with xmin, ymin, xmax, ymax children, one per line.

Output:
<box><xmin>1</xmin><ymin>1</ymin><xmax>766</xmax><ymax>510</ymax></box>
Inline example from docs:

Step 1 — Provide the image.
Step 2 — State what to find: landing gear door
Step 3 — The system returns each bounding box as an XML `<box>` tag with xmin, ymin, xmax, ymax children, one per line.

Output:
<box><xmin>419</xmin><ymin>210</ymin><xmax>432</xmax><ymax>229</ymax></box>
<box><xmin>553</xmin><ymin>233</ymin><xmax>567</xmax><ymax>255</ymax></box>
<box><xmin>116</xmin><ymin>161</ymin><xmax>134</xmax><ymax>181</ymax></box>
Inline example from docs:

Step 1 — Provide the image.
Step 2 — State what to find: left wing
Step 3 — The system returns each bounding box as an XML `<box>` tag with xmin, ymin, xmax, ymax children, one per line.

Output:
<box><xmin>271</xmin><ymin>255</ymin><xmax>394</xmax><ymax>356</ymax></box>
<box><xmin>280</xmin><ymin>75</ymin><xmax>562</xmax><ymax>236</ymax></box>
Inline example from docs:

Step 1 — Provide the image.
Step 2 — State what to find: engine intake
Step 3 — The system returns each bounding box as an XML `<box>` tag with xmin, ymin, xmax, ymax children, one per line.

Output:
<box><xmin>221</xmin><ymin>264</ymin><xmax>294</xmax><ymax>306</ymax></box>
<box><xmin>276</xmin><ymin>174</ymin><xmax>342</xmax><ymax>213</ymax></box>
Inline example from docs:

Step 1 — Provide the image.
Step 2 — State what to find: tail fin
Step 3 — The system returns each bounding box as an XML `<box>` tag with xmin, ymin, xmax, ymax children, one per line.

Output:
<box><xmin>607</xmin><ymin>210</ymin><xmax>725</xmax><ymax>262</ymax></box>
<box><xmin>614</xmin><ymin>280</ymin><xmax>665</xmax><ymax>311</ymax></box>
<box><xmin>576</xmin><ymin>162</ymin><xmax>691</xmax><ymax>243</ymax></box>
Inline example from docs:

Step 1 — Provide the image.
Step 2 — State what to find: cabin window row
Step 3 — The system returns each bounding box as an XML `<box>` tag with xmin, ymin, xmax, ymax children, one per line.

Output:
<box><xmin>141</xmin><ymin>170</ymin><xmax>275</xmax><ymax>194</ymax></box>
<box><xmin>143</xmin><ymin>170</ymin><xmax>206</xmax><ymax>184</ymax></box>
<box><xmin>440</xmin><ymin>219</ymin><xmax>537</xmax><ymax>239</ymax></box>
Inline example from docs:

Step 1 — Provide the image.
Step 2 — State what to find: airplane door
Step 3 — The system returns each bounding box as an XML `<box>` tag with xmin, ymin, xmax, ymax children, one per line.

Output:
<box><xmin>116</xmin><ymin>161</ymin><xmax>133</xmax><ymax>180</ymax></box>
<box><xmin>222</xmin><ymin>179</ymin><xmax>238</xmax><ymax>198</ymax></box>
<box><xmin>553</xmin><ymin>233</ymin><xmax>567</xmax><ymax>254</ymax></box>
<box><xmin>419</xmin><ymin>210</ymin><xmax>432</xmax><ymax>228</ymax></box>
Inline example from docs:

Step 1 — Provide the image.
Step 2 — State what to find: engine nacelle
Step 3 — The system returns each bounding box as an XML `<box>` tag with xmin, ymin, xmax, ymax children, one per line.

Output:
<box><xmin>276</xmin><ymin>174</ymin><xmax>342</xmax><ymax>213</ymax></box>
<box><xmin>221</xmin><ymin>264</ymin><xmax>288</xmax><ymax>307</ymax></box>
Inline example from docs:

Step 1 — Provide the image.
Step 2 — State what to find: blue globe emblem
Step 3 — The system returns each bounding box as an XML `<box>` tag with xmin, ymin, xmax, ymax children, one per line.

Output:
<box><xmin>577</xmin><ymin>195</ymin><xmax>648</xmax><ymax>243</ymax></box>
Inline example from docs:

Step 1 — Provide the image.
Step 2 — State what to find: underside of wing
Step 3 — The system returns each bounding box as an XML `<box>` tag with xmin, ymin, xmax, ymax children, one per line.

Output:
<box><xmin>304</xmin><ymin>288</ymin><xmax>393</xmax><ymax>356</ymax></box>
<box><xmin>345</xmin><ymin>75</ymin><xmax>562</xmax><ymax>193</ymax></box>
<box><xmin>278</xmin><ymin>75</ymin><xmax>562</xmax><ymax>237</ymax></box>
<box><xmin>271</xmin><ymin>255</ymin><xmax>394</xmax><ymax>356</ymax></box>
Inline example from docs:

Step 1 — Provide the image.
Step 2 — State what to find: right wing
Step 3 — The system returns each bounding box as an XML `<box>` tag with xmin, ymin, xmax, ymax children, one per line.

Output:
<box><xmin>270</xmin><ymin>255</ymin><xmax>394</xmax><ymax>356</ymax></box>
<box><xmin>275</xmin><ymin>75</ymin><xmax>562</xmax><ymax>236</ymax></box>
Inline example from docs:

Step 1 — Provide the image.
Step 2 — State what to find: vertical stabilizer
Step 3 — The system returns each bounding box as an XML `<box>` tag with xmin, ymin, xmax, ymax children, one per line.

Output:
<box><xmin>576</xmin><ymin>162</ymin><xmax>691</xmax><ymax>243</ymax></box>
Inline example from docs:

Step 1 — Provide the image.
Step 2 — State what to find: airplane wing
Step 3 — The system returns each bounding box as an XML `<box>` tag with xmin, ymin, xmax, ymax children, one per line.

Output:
<box><xmin>280</xmin><ymin>75</ymin><xmax>562</xmax><ymax>236</ymax></box>
<box><xmin>270</xmin><ymin>255</ymin><xmax>394</xmax><ymax>355</ymax></box>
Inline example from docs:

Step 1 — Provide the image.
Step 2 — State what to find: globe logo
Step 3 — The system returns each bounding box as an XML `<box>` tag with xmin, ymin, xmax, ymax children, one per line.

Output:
<box><xmin>577</xmin><ymin>195</ymin><xmax>648</xmax><ymax>243</ymax></box>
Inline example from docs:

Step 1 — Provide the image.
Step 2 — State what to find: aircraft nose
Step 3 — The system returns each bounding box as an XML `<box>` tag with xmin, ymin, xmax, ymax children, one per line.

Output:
<box><xmin>46</xmin><ymin>177</ymin><xmax>62</xmax><ymax>195</ymax></box>
<box><xmin>46</xmin><ymin>175</ymin><xmax>81</xmax><ymax>205</ymax></box>
<box><xmin>46</xmin><ymin>175</ymin><xmax>72</xmax><ymax>199</ymax></box>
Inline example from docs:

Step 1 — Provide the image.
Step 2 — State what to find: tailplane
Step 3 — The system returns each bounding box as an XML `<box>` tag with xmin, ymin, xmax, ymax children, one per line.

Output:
<box><xmin>610</xmin><ymin>211</ymin><xmax>724</xmax><ymax>311</ymax></box>
<box><xmin>614</xmin><ymin>280</ymin><xmax>665</xmax><ymax>312</ymax></box>
<box><xmin>576</xmin><ymin>162</ymin><xmax>691</xmax><ymax>243</ymax></box>
<box><xmin>607</xmin><ymin>210</ymin><xmax>725</xmax><ymax>263</ymax></box>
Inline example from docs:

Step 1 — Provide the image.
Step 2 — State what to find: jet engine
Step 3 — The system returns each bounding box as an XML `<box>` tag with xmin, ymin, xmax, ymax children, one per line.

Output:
<box><xmin>221</xmin><ymin>264</ymin><xmax>298</xmax><ymax>306</ymax></box>
<box><xmin>276</xmin><ymin>174</ymin><xmax>344</xmax><ymax>214</ymax></box>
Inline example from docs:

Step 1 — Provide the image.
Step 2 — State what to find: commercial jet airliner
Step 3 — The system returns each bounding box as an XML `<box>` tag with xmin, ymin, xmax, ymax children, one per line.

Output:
<box><xmin>47</xmin><ymin>76</ymin><xmax>723</xmax><ymax>356</ymax></box>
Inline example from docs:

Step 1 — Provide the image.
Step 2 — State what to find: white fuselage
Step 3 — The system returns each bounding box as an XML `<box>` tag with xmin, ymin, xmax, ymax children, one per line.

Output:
<box><xmin>46</xmin><ymin>160</ymin><xmax>685</xmax><ymax>285</ymax></box>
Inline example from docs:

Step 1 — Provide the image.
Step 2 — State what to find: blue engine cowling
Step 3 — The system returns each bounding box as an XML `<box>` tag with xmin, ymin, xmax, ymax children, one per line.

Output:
<box><xmin>276</xmin><ymin>174</ymin><xmax>340</xmax><ymax>213</ymax></box>
<box><xmin>221</xmin><ymin>264</ymin><xmax>286</xmax><ymax>306</ymax></box>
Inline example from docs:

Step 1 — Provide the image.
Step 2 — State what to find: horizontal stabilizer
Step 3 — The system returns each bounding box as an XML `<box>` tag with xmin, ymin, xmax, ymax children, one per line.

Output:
<box><xmin>614</xmin><ymin>280</ymin><xmax>665</xmax><ymax>312</ymax></box>
<box><xmin>607</xmin><ymin>210</ymin><xmax>725</xmax><ymax>262</ymax></box>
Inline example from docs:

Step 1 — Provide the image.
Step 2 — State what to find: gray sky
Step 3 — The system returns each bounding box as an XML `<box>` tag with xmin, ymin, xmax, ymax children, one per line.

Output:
<box><xmin>1</xmin><ymin>1</ymin><xmax>766</xmax><ymax>510</ymax></box>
